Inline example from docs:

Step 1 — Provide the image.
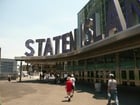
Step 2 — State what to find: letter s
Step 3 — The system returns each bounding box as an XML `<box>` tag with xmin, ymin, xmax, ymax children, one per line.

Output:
<box><xmin>25</xmin><ymin>39</ymin><xmax>35</xmax><ymax>56</ymax></box>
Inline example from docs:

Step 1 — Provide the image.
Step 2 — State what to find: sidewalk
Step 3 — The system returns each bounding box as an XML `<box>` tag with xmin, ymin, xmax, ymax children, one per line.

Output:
<box><xmin>0</xmin><ymin>78</ymin><xmax>140</xmax><ymax>105</ymax></box>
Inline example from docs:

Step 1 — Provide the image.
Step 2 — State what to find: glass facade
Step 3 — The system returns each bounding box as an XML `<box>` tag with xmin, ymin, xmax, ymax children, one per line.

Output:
<box><xmin>77</xmin><ymin>0</ymin><xmax>105</xmax><ymax>48</ymax></box>
<box><xmin>0</xmin><ymin>59</ymin><xmax>17</xmax><ymax>79</ymax></box>
<box><xmin>1</xmin><ymin>62</ymin><xmax>14</xmax><ymax>72</ymax></box>
<box><xmin>77</xmin><ymin>0</ymin><xmax>140</xmax><ymax>49</ymax></box>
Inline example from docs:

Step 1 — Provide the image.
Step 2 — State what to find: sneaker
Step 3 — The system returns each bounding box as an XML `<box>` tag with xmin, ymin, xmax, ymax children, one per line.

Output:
<box><xmin>70</xmin><ymin>94</ymin><xmax>73</xmax><ymax>98</ymax></box>
<box><xmin>68</xmin><ymin>98</ymin><xmax>71</xmax><ymax>102</ymax></box>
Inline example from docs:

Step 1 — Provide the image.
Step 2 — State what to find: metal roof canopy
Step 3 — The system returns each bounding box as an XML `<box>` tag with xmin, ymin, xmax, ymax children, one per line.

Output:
<box><xmin>15</xmin><ymin>25</ymin><xmax>140</xmax><ymax>64</ymax></box>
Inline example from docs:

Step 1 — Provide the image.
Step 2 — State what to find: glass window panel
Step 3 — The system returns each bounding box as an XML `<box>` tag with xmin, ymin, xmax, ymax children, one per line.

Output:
<box><xmin>139</xmin><ymin>70</ymin><xmax>140</xmax><ymax>80</ymax></box>
<box><xmin>91</xmin><ymin>71</ymin><xmax>94</xmax><ymax>77</ymax></box>
<box><xmin>129</xmin><ymin>71</ymin><xmax>134</xmax><ymax>80</ymax></box>
<box><xmin>121</xmin><ymin>71</ymin><xmax>127</xmax><ymax>79</ymax></box>
<box><xmin>96</xmin><ymin>71</ymin><xmax>99</xmax><ymax>78</ymax></box>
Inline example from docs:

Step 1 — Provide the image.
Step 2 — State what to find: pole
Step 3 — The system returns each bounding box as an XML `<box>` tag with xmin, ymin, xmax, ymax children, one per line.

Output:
<box><xmin>19</xmin><ymin>61</ymin><xmax>22</xmax><ymax>82</ymax></box>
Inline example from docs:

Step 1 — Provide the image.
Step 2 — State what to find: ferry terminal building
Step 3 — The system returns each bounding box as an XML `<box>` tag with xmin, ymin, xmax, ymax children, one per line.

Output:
<box><xmin>15</xmin><ymin>0</ymin><xmax>140</xmax><ymax>87</ymax></box>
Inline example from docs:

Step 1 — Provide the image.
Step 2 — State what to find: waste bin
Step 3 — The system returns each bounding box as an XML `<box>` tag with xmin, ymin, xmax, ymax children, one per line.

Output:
<box><xmin>94</xmin><ymin>83</ymin><xmax>101</xmax><ymax>92</ymax></box>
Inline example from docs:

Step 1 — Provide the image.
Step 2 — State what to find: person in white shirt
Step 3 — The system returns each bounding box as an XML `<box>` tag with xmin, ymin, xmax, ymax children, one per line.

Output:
<box><xmin>107</xmin><ymin>73</ymin><xmax>119</xmax><ymax>105</ymax></box>
<box><xmin>70</xmin><ymin>74</ymin><xmax>76</xmax><ymax>97</ymax></box>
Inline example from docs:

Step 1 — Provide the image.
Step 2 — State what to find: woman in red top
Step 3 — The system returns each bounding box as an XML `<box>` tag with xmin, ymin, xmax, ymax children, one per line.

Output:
<box><xmin>65</xmin><ymin>76</ymin><xmax>73</xmax><ymax>102</ymax></box>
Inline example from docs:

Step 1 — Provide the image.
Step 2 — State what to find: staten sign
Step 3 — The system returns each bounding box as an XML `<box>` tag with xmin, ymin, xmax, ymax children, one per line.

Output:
<box><xmin>25</xmin><ymin>0</ymin><xmax>140</xmax><ymax>56</ymax></box>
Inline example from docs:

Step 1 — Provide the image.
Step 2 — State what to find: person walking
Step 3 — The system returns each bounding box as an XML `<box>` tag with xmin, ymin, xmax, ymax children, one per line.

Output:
<box><xmin>70</xmin><ymin>74</ymin><xmax>76</xmax><ymax>97</ymax></box>
<box><xmin>107</xmin><ymin>73</ymin><xmax>119</xmax><ymax>105</ymax></box>
<box><xmin>8</xmin><ymin>74</ymin><xmax>11</xmax><ymax>82</ymax></box>
<box><xmin>65</xmin><ymin>76</ymin><xmax>73</xmax><ymax>102</ymax></box>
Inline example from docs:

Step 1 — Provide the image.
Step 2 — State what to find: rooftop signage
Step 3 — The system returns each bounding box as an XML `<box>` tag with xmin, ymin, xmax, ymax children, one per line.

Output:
<box><xmin>25</xmin><ymin>31</ymin><xmax>76</xmax><ymax>56</ymax></box>
<box><xmin>25</xmin><ymin>0</ymin><xmax>140</xmax><ymax>57</ymax></box>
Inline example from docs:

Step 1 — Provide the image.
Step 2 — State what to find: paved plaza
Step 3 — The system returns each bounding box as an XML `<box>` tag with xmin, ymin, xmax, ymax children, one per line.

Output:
<box><xmin>0</xmin><ymin>77</ymin><xmax>140</xmax><ymax>105</ymax></box>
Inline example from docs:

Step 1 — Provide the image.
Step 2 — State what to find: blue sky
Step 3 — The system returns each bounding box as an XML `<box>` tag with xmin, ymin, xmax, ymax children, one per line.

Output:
<box><xmin>0</xmin><ymin>0</ymin><xmax>89</xmax><ymax>59</ymax></box>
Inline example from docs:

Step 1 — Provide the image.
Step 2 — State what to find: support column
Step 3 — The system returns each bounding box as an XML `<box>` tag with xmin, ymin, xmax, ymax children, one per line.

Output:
<box><xmin>26</xmin><ymin>63</ymin><xmax>29</xmax><ymax>72</ymax></box>
<box><xmin>134</xmin><ymin>49</ymin><xmax>138</xmax><ymax>85</ymax></box>
<box><xmin>72</xmin><ymin>61</ymin><xmax>74</xmax><ymax>72</ymax></box>
<box><xmin>19</xmin><ymin>61</ymin><xmax>22</xmax><ymax>82</ymax></box>
<box><xmin>116</xmin><ymin>53</ymin><xmax>120</xmax><ymax>84</ymax></box>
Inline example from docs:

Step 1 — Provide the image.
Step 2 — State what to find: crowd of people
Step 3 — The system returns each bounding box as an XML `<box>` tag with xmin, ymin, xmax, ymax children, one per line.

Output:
<box><xmin>64</xmin><ymin>73</ymin><xmax>119</xmax><ymax>104</ymax></box>
<box><xmin>39</xmin><ymin>72</ymin><xmax>119</xmax><ymax>104</ymax></box>
<box><xmin>15</xmin><ymin>70</ymin><xmax>120</xmax><ymax>104</ymax></box>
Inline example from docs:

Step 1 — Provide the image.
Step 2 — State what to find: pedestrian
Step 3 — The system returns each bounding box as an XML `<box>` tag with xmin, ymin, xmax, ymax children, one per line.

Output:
<box><xmin>8</xmin><ymin>74</ymin><xmax>11</xmax><ymax>82</ymax></box>
<box><xmin>70</xmin><ymin>74</ymin><xmax>76</xmax><ymax>97</ymax></box>
<box><xmin>107</xmin><ymin>73</ymin><xmax>119</xmax><ymax>105</ymax></box>
<box><xmin>65</xmin><ymin>76</ymin><xmax>73</xmax><ymax>102</ymax></box>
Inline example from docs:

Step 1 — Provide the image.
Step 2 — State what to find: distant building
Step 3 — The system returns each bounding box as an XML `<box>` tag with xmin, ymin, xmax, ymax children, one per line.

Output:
<box><xmin>0</xmin><ymin>58</ymin><xmax>18</xmax><ymax>79</ymax></box>
<box><xmin>0</xmin><ymin>48</ymin><xmax>1</xmax><ymax>59</ymax></box>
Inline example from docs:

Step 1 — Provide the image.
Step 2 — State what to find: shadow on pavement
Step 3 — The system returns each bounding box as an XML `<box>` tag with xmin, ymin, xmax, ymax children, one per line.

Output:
<box><xmin>76</xmin><ymin>83</ymin><xmax>107</xmax><ymax>99</ymax></box>
<box><xmin>61</xmin><ymin>99</ymin><xmax>70</xmax><ymax>103</ymax></box>
<box><xmin>17</xmin><ymin>79</ymin><xmax>57</xmax><ymax>85</ymax></box>
<box><xmin>75</xmin><ymin>83</ymin><xmax>140</xmax><ymax>105</ymax></box>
